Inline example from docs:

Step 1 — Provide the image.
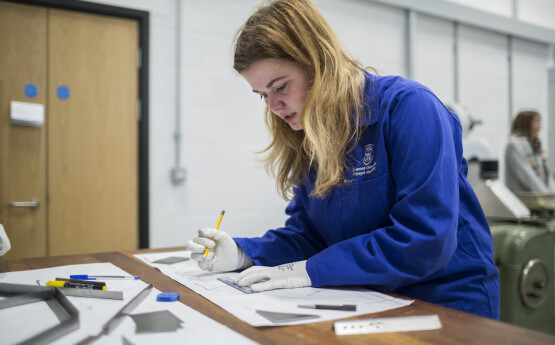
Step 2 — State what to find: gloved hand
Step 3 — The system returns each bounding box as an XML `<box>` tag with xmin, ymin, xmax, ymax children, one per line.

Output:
<box><xmin>233</xmin><ymin>260</ymin><xmax>311</xmax><ymax>292</ymax></box>
<box><xmin>0</xmin><ymin>224</ymin><xmax>11</xmax><ymax>256</ymax></box>
<box><xmin>185</xmin><ymin>228</ymin><xmax>252</xmax><ymax>272</ymax></box>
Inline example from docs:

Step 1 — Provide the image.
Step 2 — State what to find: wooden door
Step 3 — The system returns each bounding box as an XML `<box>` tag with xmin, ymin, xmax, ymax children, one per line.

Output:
<box><xmin>0</xmin><ymin>2</ymin><xmax>139</xmax><ymax>259</ymax></box>
<box><xmin>48</xmin><ymin>9</ymin><xmax>139</xmax><ymax>255</ymax></box>
<box><xmin>0</xmin><ymin>2</ymin><xmax>47</xmax><ymax>260</ymax></box>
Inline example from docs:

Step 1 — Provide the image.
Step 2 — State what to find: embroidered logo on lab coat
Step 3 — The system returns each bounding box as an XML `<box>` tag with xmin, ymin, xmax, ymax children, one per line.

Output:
<box><xmin>363</xmin><ymin>144</ymin><xmax>374</xmax><ymax>165</ymax></box>
<box><xmin>351</xmin><ymin>144</ymin><xmax>376</xmax><ymax>178</ymax></box>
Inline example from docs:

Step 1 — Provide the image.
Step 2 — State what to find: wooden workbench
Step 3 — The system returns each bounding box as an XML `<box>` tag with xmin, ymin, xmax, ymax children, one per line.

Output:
<box><xmin>1</xmin><ymin>247</ymin><xmax>553</xmax><ymax>345</ymax></box>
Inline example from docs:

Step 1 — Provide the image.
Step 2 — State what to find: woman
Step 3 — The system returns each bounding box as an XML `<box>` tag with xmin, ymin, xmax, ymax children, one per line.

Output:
<box><xmin>505</xmin><ymin>110</ymin><xmax>555</xmax><ymax>194</ymax></box>
<box><xmin>186</xmin><ymin>0</ymin><xmax>499</xmax><ymax>319</ymax></box>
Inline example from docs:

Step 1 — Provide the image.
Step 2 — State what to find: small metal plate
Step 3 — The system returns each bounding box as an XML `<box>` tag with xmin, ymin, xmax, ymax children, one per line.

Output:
<box><xmin>256</xmin><ymin>310</ymin><xmax>319</xmax><ymax>323</ymax></box>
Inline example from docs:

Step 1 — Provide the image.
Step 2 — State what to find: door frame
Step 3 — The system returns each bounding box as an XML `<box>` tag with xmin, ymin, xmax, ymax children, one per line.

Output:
<box><xmin>2</xmin><ymin>0</ymin><xmax>150</xmax><ymax>249</ymax></box>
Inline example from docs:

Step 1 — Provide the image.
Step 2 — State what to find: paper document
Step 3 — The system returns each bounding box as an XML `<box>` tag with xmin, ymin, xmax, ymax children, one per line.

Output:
<box><xmin>0</xmin><ymin>262</ymin><xmax>257</xmax><ymax>345</ymax></box>
<box><xmin>135</xmin><ymin>251</ymin><xmax>414</xmax><ymax>327</ymax></box>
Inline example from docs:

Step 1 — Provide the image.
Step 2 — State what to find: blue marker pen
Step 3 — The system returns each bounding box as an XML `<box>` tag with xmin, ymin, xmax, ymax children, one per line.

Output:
<box><xmin>70</xmin><ymin>275</ymin><xmax>139</xmax><ymax>280</ymax></box>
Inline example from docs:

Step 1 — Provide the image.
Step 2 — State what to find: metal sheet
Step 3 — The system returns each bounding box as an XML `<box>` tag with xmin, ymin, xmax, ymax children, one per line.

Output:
<box><xmin>0</xmin><ymin>283</ymin><xmax>79</xmax><ymax>345</ymax></box>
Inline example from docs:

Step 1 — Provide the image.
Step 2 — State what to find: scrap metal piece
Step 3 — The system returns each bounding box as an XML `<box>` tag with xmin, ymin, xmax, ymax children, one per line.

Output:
<box><xmin>76</xmin><ymin>283</ymin><xmax>153</xmax><ymax>345</ymax></box>
<box><xmin>130</xmin><ymin>310</ymin><xmax>183</xmax><ymax>333</ymax></box>
<box><xmin>0</xmin><ymin>282</ymin><xmax>79</xmax><ymax>345</ymax></box>
<box><xmin>104</xmin><ymin>283</ymin><xmax>153</xmax><ymax>334</ymax></box>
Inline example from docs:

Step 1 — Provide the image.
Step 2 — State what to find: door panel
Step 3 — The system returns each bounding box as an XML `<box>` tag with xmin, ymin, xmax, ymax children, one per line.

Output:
<box><xmin>0</xmin><ymin>2</ymin><xmax>47</xmax><ymax>259</ymax></box>
<box><xmin>48</xmin><ymin>9</ymin><xmax>139</xmax><ymax>255</ymax></box>
<box><xmin>0</xmin><ymin>2</ymin><xmax>139</xmax><ymax>259</ymax></box>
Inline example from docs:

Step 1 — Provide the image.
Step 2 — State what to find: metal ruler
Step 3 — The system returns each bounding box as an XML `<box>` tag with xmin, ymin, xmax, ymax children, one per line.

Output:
<box><xmin>334</xmin><ymin>314</ymin><xmax>441</xmax><ymax>335</ymax></box>
<box><xmin>75</xmin><ymin>284</ymin><xmax>153</xmax><ymax>345</ymax></box>
<box><xmin>57</xmin><ymin>287</ymin><xmax>123</xmax><ymax>300</ymax></box>
<box><xmin>103</xmin><ymin>283</ymin><xmax>153</xmax><ymax>334</ymax></box>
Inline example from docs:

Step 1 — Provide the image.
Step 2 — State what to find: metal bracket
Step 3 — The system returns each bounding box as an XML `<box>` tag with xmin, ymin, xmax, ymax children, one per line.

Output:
<box><xmin>0</xmin><ymin>282</ymin><xmax>79</xmax><ymax>345</ymax></box>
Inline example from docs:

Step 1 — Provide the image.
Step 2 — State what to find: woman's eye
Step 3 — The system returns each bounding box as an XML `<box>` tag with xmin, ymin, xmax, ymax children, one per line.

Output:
<box><xmin>259</xmin><ymin>93</ymin><xmax>267</xmax><ymax>99</ymax></box>
<box><xmin>276</xmin><ymin>83</ymin><xmax>287</xmax><ymax>93</ymax></box>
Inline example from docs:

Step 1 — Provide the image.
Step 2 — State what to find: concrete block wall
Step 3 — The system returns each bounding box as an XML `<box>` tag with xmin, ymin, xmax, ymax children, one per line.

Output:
<box><xmin>85</xmin><ymin>0</ymin><xmax>555</xmax><ymax>248</ymax></box>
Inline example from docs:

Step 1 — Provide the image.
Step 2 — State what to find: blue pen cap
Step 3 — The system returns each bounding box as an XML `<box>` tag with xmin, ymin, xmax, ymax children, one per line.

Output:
<box><xmin>157</xmin><ymin>292</ymin><xmax>180</xmax><ymax>302</ymax></box>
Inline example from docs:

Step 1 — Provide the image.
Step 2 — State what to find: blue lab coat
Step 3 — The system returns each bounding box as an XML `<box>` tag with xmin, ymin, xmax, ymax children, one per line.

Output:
<box><xmin>235</xmin><ymin>73</ymin><xmax>500</xmax><ymax>319</ymax></box>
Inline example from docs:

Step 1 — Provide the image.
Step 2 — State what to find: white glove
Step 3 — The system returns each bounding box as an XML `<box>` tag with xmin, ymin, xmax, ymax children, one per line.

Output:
<box><xmin>233</xmin><ymin>260</ymin><xmax>311</xmax><ymax>292</ymax></box>
<box><xmin>0</xmin><ymin>224</ymin><xmax>11</xmax><ymax>256</ymax></box>
<box><xmin>185</xmin><ymin>228</ymin><xmax>252</xmax><ymax>272</ymax></box>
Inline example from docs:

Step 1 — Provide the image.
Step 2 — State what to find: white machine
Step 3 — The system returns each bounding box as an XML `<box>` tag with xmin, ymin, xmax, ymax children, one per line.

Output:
<box><xmin>448</xmin><ymin>103</ymin><xmax>530</xmax><ymax>221</ymax></box>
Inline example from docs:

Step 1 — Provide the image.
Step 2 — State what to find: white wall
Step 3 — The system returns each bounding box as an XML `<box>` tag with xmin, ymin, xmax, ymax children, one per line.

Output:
<box><xmin>458</xmin><ymin>26</ymin><xmax>511</xmax><ymax>176</ymax></box>
<box><xmin>319</xmin><ymin>0</ymin><xmax>406</xmax><ymax>75</ymax></box>
<box><xmin>447</xmin><ymin>0</ymin><xmax>555</xmax><ymax>30</ymax></box>
<box><xmin>83</xmin><ymin>0</ymin><xmax>555</xmax><ymax>248</ymax></box>
<box><xmin>414</xmin><ymin>14</ymin><xmax>455</xmax><ymax>105</ymax></box>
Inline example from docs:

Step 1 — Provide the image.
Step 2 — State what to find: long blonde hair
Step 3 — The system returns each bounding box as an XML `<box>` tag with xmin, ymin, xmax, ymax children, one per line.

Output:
<box><xmin>234</xmin><ymin>0</ymin><xmax>368</xmax><ymax>199</ymax></box>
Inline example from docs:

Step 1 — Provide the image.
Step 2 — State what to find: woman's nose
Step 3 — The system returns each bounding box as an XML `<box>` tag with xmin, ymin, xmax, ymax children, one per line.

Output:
<box><xmin>266</xmin><ymin>94</ymin><xmax>284</xmax><ymax>113</ymax></box>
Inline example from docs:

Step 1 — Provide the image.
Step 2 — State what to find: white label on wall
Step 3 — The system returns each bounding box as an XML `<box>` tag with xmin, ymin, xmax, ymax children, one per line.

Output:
<box><xmin>10</xmin><ymin>101</ymin><xmax>44</xmax><ymax>127</ymax></box>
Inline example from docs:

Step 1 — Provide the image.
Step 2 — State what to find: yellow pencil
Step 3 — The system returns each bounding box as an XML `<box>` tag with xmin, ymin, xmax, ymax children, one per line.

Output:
<box><xmin>204</xmin><ymin>210</ymin><xmax>225</xmax><ymax>256</ymax></box>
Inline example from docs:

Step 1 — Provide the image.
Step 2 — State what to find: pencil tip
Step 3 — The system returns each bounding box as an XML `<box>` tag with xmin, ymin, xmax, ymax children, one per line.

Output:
<box><xmin>221</xmin><ymin>210</ymin><xmax>225</xmax><ymax>214</ymax></box>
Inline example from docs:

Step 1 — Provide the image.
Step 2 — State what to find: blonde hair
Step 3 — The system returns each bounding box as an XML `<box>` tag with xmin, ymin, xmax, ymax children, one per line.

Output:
<box><xmin>234</xmin><ymin>0</ymin><xmax>368</xmax><ymax>199</ymax></box>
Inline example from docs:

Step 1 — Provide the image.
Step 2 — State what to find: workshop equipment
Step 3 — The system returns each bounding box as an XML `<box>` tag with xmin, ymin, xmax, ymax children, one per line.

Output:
<box><xmin>491</xmin><ymin>222</ymin><xmax>555</xmax><ymax>335</ymax></box>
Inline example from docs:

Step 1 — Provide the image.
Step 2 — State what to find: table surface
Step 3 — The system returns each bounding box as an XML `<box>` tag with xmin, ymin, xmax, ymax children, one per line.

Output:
<box><xmin>1</xmin><ymin>247</ymin><xmax>554</xmax><ymax>345</ymax></box>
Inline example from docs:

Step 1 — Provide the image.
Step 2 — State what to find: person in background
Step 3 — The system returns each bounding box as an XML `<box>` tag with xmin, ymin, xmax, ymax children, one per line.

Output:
<box><xmin>505</xmin><ymin>110</ymin><xmax>555</xmax><ymax>194</ymax></box>
<box><xmin>186</xmin><ymin>0</ymin><xmax>499</xmax><ymax>319</ymax></box>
